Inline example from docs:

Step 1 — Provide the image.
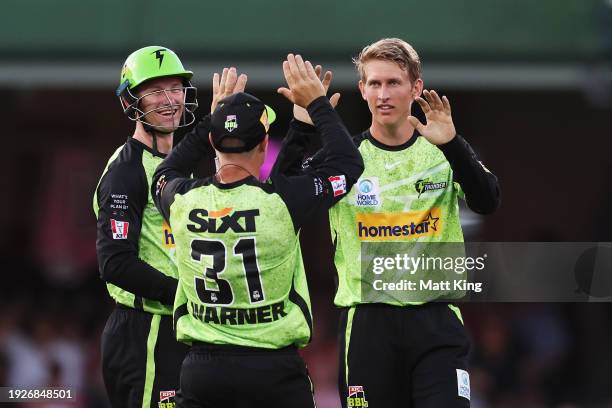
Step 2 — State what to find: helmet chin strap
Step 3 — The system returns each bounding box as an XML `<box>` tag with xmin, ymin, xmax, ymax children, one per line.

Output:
<box><xmin>140</xmin><ymin>113</ymin><xmax>175</xmax><ymax>156</ymax></box>
<box><xmin>142</xmin><ymin>123</ymin><xmax>169</xmax><ymax>156</ymax></box>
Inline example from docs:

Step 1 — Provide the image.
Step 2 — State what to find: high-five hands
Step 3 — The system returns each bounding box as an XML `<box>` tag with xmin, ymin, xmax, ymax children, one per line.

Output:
<box><xmin>292</xmin><ymin>65</ymin><xmax>341</xmax><ymax>125</ymax></box>
<box><xmin>277</xmin><ymin>54</ymin><xmax>326</xmax><ymax>109</ymax></box>
<box><xmin>211</xmin><ymin>67</ymin><xmax>248</xmax><ymax>113</ymax></box>
<box><xmin>407</xmin><ymin>90</ymin><xmax>456</xmax><ymax>145</ymax></box>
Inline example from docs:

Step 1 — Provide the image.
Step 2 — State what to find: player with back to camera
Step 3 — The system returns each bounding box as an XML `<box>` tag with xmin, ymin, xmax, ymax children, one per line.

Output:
<box><xmin>151</xmin><ymin>53</ymin><xmax>363</xmax><ymax>407</ymax></box>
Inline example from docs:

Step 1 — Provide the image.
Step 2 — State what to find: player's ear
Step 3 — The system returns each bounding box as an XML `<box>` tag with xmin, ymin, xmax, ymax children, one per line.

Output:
<box><xmin>412</xmin><ymin>78</ymin><xmax>424</xmax><ymax>98</ymax></box>
<box><xmin>358</xmin><ymin>80</ymin><xmax>366</xmax><ymax>100</ymax></box>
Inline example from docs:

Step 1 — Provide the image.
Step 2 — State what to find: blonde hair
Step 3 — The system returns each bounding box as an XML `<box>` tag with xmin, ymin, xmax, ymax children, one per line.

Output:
<box><xmin>354</xmin><ymin>38</ymin><xmax>421</xmax><ymax>82</ymax></box>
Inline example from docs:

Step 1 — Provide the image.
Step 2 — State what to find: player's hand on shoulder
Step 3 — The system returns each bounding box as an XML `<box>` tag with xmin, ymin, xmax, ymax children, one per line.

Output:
<box><xmin>211</xmin><ymin>67</ymin><xmax>248</xmax><ymax>113</ymax></box>
<box><xmin>277</xmin><ymin>54</ymin><xmax>326</xmax><ymax>109</ymax></box>
<box><xmin>293</xmin><ymin>64</ymin><xmax>341</xmax><ymax>125</ymax></box>
<box><xmin>408</xmin><ymin>89</ymin><xmax>456</xmax><ymax>145</ymax></box>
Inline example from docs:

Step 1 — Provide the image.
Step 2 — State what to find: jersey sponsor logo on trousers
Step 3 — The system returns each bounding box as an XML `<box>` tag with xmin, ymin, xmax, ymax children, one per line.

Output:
<box><xmin>190</xmin><ymin>300</ymin><xmax>287</xmax><ymax>325</ymax></box>
<box><xmin>356</xmin><ymin>209</ymin><xmax>442</xmax><ymax>241</ymax></box>
<box><xmin>187</xmin><ymin>208</ymin><xmax>259</xmax><ymax>233</ymax></box>
<box><xmin>110</xmin><ymin>219</ymin><xmax>129</xmax><ymax>239</ymax></box>
<box><xmin>347</xmin><ymin>385</ymin><xmax>369</xmax><ymax>407</ymax></box>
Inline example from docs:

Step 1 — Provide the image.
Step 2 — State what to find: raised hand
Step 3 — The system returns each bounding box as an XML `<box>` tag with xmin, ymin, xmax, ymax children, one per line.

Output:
<box><xmin>407</xmin><ymin>89</ymin><xmax>456</xmax><ymax>145</ymax></box>
<box><xmin>211</xmin><ymin>67</ymin><xmax>248</xmax><ymax>113</ymax></box>
<box><xmin>293</xmin><ymin>65</ymin><xmax>341</xmax><ymax>125</ymax></box>
<box><xmin>277</xmin><ymin>54</ymin><xmax>326</xmax><ymax>109</ymax></box>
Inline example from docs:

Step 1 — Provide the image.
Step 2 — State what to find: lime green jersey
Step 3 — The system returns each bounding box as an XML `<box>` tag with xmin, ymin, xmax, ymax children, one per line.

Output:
<box><xmin>94</xmin><ymin>138</ymin><xmax>178</xmax><ymax>315</ymax></box>
<box><xmin>330</xmin><ymin>132</ymin><xmax>466</xmax><ymax>306</ymax></box>
<box><xmin>166</xmin><ymin>178</ymin><xmax>313</xmax><ymax>348</ymax></box>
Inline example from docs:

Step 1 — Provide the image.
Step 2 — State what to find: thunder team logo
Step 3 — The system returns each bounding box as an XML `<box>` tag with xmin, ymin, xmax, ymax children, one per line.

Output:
<box><xmin>415</xmin><ymin>178</ymin><xmax>447</xmax><ymax>198</ymax></box>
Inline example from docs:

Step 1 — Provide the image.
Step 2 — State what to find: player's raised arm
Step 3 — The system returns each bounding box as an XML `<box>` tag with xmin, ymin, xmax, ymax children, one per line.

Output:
<box><xmin>271</xmin><ymin>65</ymin><xmax>336</xmax><ymax>177</ymax></box>
<box><xmin>409</xmin><ymin>89</ymin><xmax>500</xmax><ymax>214</ymax></box>
<box><xmin>274</xmin><ymin>54</ymin><xmax>364</xmax><ymax>228</ymax></box>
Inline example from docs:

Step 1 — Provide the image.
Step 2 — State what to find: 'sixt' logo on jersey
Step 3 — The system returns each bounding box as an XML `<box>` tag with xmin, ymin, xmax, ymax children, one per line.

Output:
<box><xmin>163</xmin><ymin>220</ymin><xmax>175</xmax><ymax>248</ymax></box>
<box><xmin>187</xmin><ymin>207</ymin><xmax>259</xmax><ymax>233</ymax></box>
<box><xmin>415</xmin><ymin>178</ymin><xmax>447</xmax><ymax>198</ymax></box>
<box><xmin>347</xmin><ymin>385</ymin><xmax>369</xmax><ymax>407</ymax></box>
<box><xmin>355</xmin><ymin>177</ymin><xmax>380</xmax><ymax>207</ymax></box>
<box><xmin>225</xmin><ymin>115</ymin><xmax>238</xmax><ymax>132</ymax></box>
<box><xmin>356</xmin><ymin>209</ymin><xmax>442</xmax><ymax>241</ymax></box>
<box><xmin>158</xmin><ymin>390</ymin><xmax>176</xmax><ymax>408</ymax></box>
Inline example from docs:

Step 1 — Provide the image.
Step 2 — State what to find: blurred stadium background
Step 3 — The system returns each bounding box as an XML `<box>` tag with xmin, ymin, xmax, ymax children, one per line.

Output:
<box><xmin>1</xmin><ymin>0</ymin><xmax>612</xmax><ymax>406</ymax></box>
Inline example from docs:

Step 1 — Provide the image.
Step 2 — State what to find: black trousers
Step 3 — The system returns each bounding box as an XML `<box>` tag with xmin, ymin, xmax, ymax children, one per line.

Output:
<box><xmin>101</xmin><ymin>305</ymin><xmax>189</xmax><ymax>408</ymax></box>
<box><xmin>338</xmin><ymin>303</ymin><xmax>471</xmax><ymax>408</ymax></box>
<box><xmin>177</xmin><ymin>343</ymin><xmax>316</xmax><ymax>408</ymax></box>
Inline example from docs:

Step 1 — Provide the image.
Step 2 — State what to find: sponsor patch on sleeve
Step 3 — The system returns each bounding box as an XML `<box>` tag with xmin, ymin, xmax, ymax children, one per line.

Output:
<box><xmin>456</xmin><ymin>369</ymin><xmax>470</xmax><ymax>400</ymax></box>
<box><xmin>110</xmin><ymin>193</ymin><xmax>129</xmax><ymax>210</ymax></box>
<box><xmin>328</xmin><ymin>175</ymin><xmax>347</xmax><ymax>197</ymax></box>
<box><xmin>302</xmin><ymin>156</ymin><xmax>314</xmax><ymax>169</ymax></box>
<box><xmin>110</xmin><ymin>219</ymin><xmax>129</xmax><ymax>240</ymax></box>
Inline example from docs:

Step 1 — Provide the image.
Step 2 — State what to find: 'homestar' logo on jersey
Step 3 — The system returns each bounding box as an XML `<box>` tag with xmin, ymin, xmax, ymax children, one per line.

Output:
<box><xmin>356</xmin><ymin>208</ymin><xmax>442</xmax><ymax>241</ymax></box>
<box><xmin>187</xmin><ymin>207</ymin><xmax>259</xmax><ymax>233</ymax></box>
<box><xmin>162</xmin><ymin>220</ymin><xmax>175</xmax><ymax>248</ymax></box>
<box><xmin>415</xmin><ymin>178</ymin><xmax>447</xmax><ymax>198</ymax></box>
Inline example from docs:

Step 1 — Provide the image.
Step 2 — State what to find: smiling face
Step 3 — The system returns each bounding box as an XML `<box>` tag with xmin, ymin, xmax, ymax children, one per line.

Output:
<box><xmin>135</xmin><ymin>76</ymin><xmax>186</xmax><ymax>133</ymax></box>
<box><xmin>359</xmin><ymin>59</ymin><xmax>423</xmax><ymax>129</ymax></box>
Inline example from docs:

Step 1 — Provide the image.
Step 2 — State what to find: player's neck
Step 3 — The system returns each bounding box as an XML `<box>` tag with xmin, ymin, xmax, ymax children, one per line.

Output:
<box><xmin>369</xmin><ymin>118</ymin><xmax>415</xmax><ymax>147</ymax></box>
<box><xmin>215</xmin><ymin>159</ymin><xmax>260</xmax><ymax>184</ymax></box>
<box><xmin>133</xmin><ymin>123</ymin><xmax>174</xmax><ymax>154</ymax></box>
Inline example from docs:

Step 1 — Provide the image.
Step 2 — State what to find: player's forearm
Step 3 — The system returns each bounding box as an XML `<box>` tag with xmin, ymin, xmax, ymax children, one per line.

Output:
<box><xmin>272</xmin><ymin>120</ymin><xmax>318</xmax><ymax>177</ymax></box>
<box><xmin>99</xmin><ymin>253</ymin><xmax>178</xmax><ymax>305</ymax></box>
<box><xmin>307</xmin><ymin>96</ymin><xmax>364</xmax><ymax>183</ymax></box>
<box><xmin>438</xmin><ymin>135</ymin><xmax>500</xmax><ymax>214</ymax></box>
